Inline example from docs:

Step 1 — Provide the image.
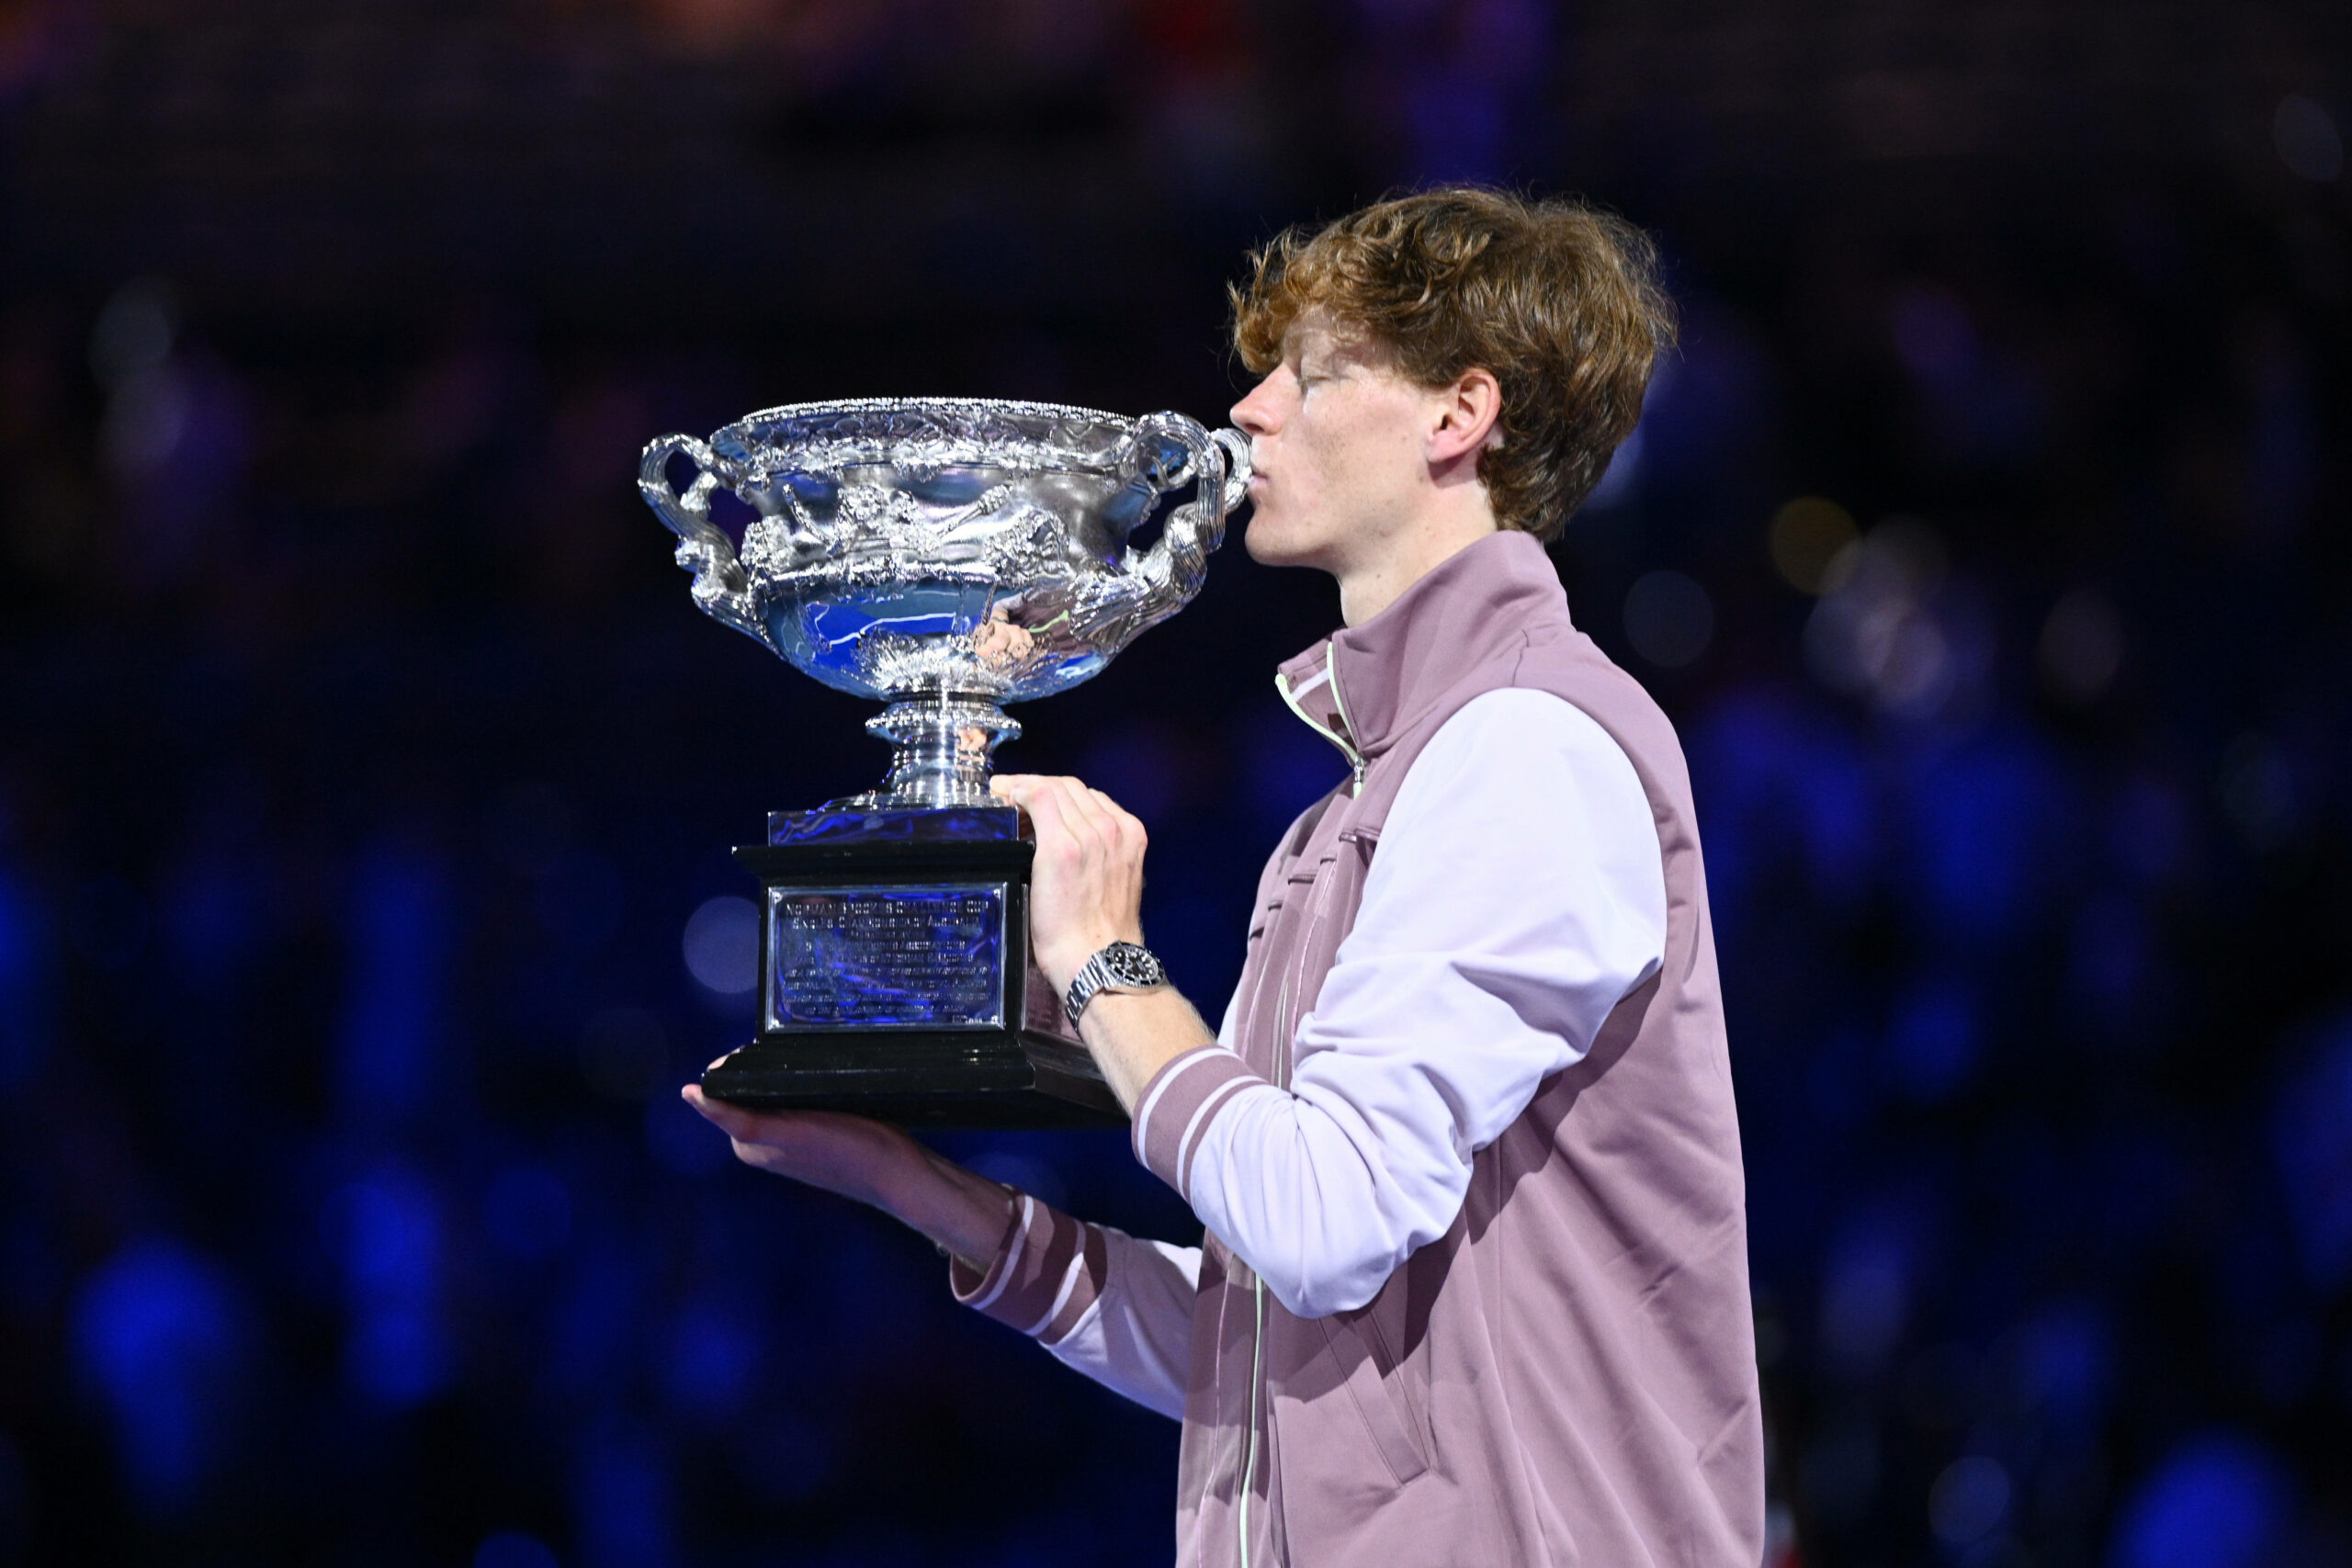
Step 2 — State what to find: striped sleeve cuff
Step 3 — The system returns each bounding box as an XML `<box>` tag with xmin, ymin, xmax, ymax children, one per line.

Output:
<box><xmin>948</xmin><ymin>1194</ymin><xmax>1110</xmax><ymax>1347</ymax></box>
<box><xmin>1131</xmin><ymin>1046</ymin><xmax>1268</xmax><ymax>1202</ymax></box>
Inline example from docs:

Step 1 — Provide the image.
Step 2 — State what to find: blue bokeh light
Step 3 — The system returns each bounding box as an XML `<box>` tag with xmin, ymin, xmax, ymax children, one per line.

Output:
<box><xmin>2109</xmin><ymin>1432</ymin><xmax>2293</xmax><ymax>1568</ymax></box>
<box><xmin>67</xmin><ymin>1239</ymin><xmax>254</xmax><ymax>1514</ymax></box>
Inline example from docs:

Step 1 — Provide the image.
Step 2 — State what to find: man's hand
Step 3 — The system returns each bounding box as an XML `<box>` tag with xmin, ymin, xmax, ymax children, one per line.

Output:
<box><xmin>684</xmin><ymin>1081</ymin><xmax>1013</xmax><ymax>1269</ymax></box>
<box><xmin>989</xmin><ymin>773</ymin><xmax>1216</xmax><ymax>1110</ymax></box>
<box><xmin>989</xmin><ymin>773</ymin><xmax>1148</xmax><ymax>995</ymax></box>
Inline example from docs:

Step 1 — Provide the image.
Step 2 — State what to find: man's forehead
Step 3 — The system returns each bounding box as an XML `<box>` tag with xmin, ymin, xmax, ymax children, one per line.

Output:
<box><xmin>1282</xmin><ymin>310</ymin><xmax>1387</xmax><ymax>364</ymax></box>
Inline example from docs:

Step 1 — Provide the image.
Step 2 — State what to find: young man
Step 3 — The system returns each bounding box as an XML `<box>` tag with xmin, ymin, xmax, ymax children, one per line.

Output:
<box><xmin>687</xmin><ymin>187</ymin><xmax>1763</xmax><ymax>1567</ymax></box>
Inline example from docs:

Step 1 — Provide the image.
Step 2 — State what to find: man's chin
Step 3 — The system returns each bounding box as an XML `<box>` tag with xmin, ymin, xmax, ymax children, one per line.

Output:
<box><xmin>1241</xmin><ymin>522</ymin><xmax>1320</xmax><ymax>570</ymax></box>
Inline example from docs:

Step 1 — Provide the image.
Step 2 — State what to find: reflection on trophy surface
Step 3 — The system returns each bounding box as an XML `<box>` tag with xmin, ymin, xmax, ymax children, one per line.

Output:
<box><xmin>639</xmin><ymin>398</ymin><xmax>1250</xmax><ymax>1124</ymax></box>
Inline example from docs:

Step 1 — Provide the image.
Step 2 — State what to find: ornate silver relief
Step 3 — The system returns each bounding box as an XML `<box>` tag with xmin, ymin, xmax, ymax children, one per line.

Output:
<box><xmin>639</xmin><ymin>398</ymin><xmax>1251</xmax><ymax>807</ymax></box>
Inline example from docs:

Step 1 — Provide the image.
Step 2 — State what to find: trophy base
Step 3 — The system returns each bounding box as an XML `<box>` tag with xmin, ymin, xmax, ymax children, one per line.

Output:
<box><xmin>699</xmin><ymin>1030</ymin><xmax>1121</xmax><ymax>1127</ymax></box>
<box><xmin>700</xmin><ymin>801</ymin><xmax>1126</xmax><ymax>1130</ymax></box>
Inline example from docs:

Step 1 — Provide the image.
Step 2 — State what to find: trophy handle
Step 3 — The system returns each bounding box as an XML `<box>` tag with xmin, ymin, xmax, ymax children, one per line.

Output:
<box><xmin>638</xmin><ymin>434</ymin><xmax>775</xmax><ymax>650</ymax></box>
<box><xmin>1120</xmin><ymin>416</ymin><xmax>1252</xmax><ymax>610</ymax></box>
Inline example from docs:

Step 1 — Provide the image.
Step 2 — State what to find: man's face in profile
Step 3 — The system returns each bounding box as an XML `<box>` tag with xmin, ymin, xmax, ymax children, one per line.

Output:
<box><xmin>1229</xmin><ymin>312</ymin><xmax>1445</xmax><ymax>580</ymax></box>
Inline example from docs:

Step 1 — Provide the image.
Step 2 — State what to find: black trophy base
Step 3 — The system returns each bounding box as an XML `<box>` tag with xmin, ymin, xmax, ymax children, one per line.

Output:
<box><xmin>700</xmin><ymin>1030</ymin><xmax>1121</xmax><ymax>1127</ymax></box>
<box><xmin>699</xmin><ymin>800</ymin><xmax>1126</xmax><ymax>1130</ymax></box>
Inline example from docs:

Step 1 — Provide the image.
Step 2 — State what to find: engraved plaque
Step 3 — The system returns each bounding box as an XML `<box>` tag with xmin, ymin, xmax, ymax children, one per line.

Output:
<box><xmin>765</xmin><ymin>883</ymin><xmax>1007</xmax><ymax>1031</ymax></box>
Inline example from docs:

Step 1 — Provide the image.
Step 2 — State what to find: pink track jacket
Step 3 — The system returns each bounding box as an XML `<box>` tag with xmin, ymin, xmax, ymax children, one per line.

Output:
<box><xmin>954</xmin><ymin>531</ymin><xmax>1764</xmax><ymax>1567</ymax></box>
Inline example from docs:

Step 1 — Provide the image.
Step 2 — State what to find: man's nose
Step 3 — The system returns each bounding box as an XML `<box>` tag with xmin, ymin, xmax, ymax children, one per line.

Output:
<box><xmin>1229</xmin><ymin>379</ymin><xmax>1275</xmax><ymax>436</ymax></box>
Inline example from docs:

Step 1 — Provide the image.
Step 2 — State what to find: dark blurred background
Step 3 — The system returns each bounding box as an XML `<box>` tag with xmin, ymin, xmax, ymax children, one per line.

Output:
<box><xmin>3</xmin><ymin>0</ymin><xmax>2349</xmax><ymax>1563</ymax></box>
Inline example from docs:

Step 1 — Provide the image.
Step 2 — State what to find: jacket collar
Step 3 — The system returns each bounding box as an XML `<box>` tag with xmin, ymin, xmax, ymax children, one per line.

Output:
<box><xmin>1273</xmin><ymin>529</ymin><xmax>1574</xmax><ymax>764</ymax></box>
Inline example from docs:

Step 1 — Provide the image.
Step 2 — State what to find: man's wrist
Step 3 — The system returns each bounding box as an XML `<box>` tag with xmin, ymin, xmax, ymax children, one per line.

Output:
<box><xmin>862</xmin><ymin>1132</ymin><xmax>943</xmax><ymax>1224</ymax></box>
<box><xmin>888</xmin><ymin>1146</ymin><xmax>1017</xmax><ymax>1269</ymax></box>
<box><xmin>1037</xmin><ymin>927</ymin><xmax>1138</xmax><ymax>996</ymax></box>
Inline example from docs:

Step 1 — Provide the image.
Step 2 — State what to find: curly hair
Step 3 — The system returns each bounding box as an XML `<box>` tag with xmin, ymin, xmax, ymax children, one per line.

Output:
<box><xmin>1230</xmin><ymin>186</ymin><xmax>1675</xmax><ymax>541</ymax></box>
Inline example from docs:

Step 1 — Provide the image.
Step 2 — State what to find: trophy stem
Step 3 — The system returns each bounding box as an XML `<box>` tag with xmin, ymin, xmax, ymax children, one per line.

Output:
<box><xmin>862</xmin><ymin>693</ymin><xmax>1022</xmax><ymax>808</ymax></box>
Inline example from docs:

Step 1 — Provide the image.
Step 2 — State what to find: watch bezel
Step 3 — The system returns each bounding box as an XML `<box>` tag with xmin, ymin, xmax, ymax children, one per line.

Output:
<box><xmin>1099</xmin><ymin>942</ymin><xmax>1164</xmax><ymax>987</ymax></box>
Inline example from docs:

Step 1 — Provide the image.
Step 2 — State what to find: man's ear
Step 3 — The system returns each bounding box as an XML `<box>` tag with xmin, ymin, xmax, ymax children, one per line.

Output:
<box><xmin>1427</xmin><ymin>368</ymin><xmax>1503</xmax><ymax>466</ymax></box>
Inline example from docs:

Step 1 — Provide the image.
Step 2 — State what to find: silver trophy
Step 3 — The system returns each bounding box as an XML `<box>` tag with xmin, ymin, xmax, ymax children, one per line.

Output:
<box><xmin>640</xmin><ymin>398</ymin><xmax>1250</xmax><ymax>1124</ymax></box>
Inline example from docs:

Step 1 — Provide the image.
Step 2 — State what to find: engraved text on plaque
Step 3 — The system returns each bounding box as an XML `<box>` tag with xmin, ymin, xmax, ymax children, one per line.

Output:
<box><xmin>764</xmin><ymin>884</ymin><xmax>1007</xmax><ymax>1031</ymax></box>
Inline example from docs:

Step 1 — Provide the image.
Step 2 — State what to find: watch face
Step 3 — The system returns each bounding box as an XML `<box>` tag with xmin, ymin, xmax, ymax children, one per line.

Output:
<box><xmin>1103</xmin><ymin>942</ymin><xmax>1163</xmax><ymax>987</ymax></box>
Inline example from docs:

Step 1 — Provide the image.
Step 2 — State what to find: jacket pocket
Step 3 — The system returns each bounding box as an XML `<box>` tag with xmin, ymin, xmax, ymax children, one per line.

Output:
<box><xmin>1281</xmin><ymin>837</ymin><xmax>1373</xmax><ymax>1033</ymax></box>
<box><xmin>1316</xmin><ymin>1307</ymin><xmax>1430</xmax><ymax>1487</ymax></box>
<box><xmin>1246</xmin><ymin>891</ymin><xmax>1283</xmax><ymax>943</ymax></box>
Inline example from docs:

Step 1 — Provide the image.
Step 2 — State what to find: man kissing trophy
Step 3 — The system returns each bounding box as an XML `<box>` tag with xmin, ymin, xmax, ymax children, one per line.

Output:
<box><xmin>650</xmin><ymin>186</ymin><xmax>1763</xmax><ymax>1568</ymax></box>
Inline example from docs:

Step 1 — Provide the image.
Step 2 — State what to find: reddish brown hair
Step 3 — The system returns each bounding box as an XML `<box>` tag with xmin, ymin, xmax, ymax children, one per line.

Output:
<box><xmin>1231</xmin><ymin>186</ymin><xmax>1675</xmax><ymax>541</ymax></box>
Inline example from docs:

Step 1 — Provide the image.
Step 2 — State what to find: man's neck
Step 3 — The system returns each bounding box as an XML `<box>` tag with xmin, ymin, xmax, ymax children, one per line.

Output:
<box><xmin>1335</xmin><ymin>513</ymin><xmax>1503</xmax><ymax>626</ymax></box>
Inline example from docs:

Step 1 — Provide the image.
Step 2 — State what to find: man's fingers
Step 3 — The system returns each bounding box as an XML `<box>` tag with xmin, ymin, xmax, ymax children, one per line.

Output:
<box><xmin>683</xmin><ymin>1084</ymin><xmax>763</xmax><ymax>1139</ymax></box>
<box><xmin>1050</xmin><ymin>779</ymin><xmax>1128</xmax><ymax>858</ymax></box>
<box><xmin>995</xmin><ymin>775</ymin><xmax>1135</xmax><ymax>845</ymax></box>
<box><xmin>1010</xmin><ymin>777</ymin><xmax>1120</xmax><ymax>876</ymax></box>
<box><xmin>683</xmin><ymin>1086</ymin><xmax>827</xmax><ymax>1148</ymax></box>
<box><xmin>1057</xmin><ymin>778</ymin><xmax>1109</xmax><ymax>828</ymax></box>
<box><xmin>993</xmin><ymin>773</ymin><xmax>1063</xmax><ymax>804</ymax></box>
<box><xmin>1003</xmin><ymin>775</ymin><xmax>1148</xmax><ymax>878</ymax></box>
<box><xmin>1013</xmin><ymin>775</ymin><xmax>1077</xmax><ymax>851</ymax></box>
<box><xmin>1088</xmin><ymin>789</ymin><xmax>1146</xmax><ymax>852</ymax></box>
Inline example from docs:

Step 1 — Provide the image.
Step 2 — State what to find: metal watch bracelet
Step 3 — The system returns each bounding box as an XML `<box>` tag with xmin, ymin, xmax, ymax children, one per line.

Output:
<box><xmin>1063</xmin><ymin>941</ymin><xmax>1168</xmax><ymax>1028</ymax></box>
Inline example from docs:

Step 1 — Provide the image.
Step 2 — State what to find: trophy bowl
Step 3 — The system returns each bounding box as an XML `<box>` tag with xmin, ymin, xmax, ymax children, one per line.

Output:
<box><xmin>639</xmin><ymin>398</ymin><xmax>1250</xmax><ymax>1124</ymax></box>
<box><xmin>640</xmin><ymin>398</ymin><xmax>1250</xmax><ymax>809</ymax></box>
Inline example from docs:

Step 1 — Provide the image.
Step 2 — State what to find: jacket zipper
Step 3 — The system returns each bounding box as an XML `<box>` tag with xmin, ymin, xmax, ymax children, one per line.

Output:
<box><xmin>1274</xmin><ymin>646</ymin><xmax>1367</xmax><ymax>795</ymax></box>
<box><xmin>1238</xmin><ymin>1270</ymin><xmax>1266</xmax><ymax>1568</ymax></box>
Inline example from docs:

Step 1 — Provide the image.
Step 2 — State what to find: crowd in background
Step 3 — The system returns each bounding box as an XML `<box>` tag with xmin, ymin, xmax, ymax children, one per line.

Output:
<box><xmin>1</xmin><ymin>0</ymin><xmax>2347</xmax><ymax>1563</ymax></box>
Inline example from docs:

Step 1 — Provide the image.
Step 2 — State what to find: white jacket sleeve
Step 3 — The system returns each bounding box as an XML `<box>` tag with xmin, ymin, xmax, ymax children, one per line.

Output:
<box><xmin>1133</xmin><ymin>689</ymin><xmax>1667</xmax><ymax>1318</ymax></box>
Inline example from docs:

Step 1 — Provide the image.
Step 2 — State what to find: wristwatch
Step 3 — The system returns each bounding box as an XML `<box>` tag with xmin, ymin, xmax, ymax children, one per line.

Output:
<box><xmin>1064</xmin><ymin>941</ymin><xmax>1169</xmax><ymax>1027</ymax></box>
